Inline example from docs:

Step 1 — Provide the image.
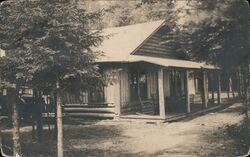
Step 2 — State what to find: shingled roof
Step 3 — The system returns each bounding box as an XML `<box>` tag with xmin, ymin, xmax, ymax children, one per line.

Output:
<box><xmin>97</xmin><ymin>20</ymin><xmax>165</xmax><ymax>60</ymax></box>
<box><xmin>96</xmin><ymin>20</ymin><xmax>216</xmax><ymax>69</ymax></box>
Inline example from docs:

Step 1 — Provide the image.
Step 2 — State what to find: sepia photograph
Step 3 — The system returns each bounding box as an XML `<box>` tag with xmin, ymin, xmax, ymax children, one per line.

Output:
<box><xmin>0</xmin><ymin>0</ymin><xmax>250</xmax><ymax>156</ymax></box>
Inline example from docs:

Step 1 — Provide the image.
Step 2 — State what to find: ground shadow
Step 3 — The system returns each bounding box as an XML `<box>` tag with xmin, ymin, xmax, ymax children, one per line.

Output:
<box><xmin>174</xmin><ymin>101</ymin><xmax>241</xmax><ymax>123</ymax></box>
<box><xmin>1</xmin><ymin>120</ymin><xmax>150</xmax><ymax>157</ymax></box>
<box><xmin>199</xmin><ymin>119</ymin><xmax>249</xmax><ymax>157</ymax></box>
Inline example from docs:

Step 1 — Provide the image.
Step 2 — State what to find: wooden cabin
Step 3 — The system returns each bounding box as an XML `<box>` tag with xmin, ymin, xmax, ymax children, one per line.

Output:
<box><xmin>62</xmin><ymin>20</ymin><xmax>236</xmax><ymax>119</ymax></box>
<box><xmin>0</xmin><ymin>24</ymin><xmax>240</xmax><ymax>120</ymax></box>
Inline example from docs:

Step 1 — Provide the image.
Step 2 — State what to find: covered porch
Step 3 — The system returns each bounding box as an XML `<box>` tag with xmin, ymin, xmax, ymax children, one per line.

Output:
<box><xmin>112</xmin><ymin>59</ymin><xmax>239</xmax><ymax>120</ymax></box>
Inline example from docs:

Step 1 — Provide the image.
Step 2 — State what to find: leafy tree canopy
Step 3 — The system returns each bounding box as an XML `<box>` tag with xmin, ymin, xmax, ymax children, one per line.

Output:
<box><xmin>0</xmin><ymin>0</ymin><xmax>104</xmax><ymax>92</ymax></box>
<box><xmin>81</xmin><ymin>0</ymin><xmax>173</xmax><ymax>27</ymax></box>
<box><xmin>166</xmin><ymin>0</ymin><xmax>249</xmax><ymax>69</ymax></box>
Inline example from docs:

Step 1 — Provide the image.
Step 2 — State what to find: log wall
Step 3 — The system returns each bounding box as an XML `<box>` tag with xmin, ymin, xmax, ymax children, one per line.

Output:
<box><xmin>135</xmin><ymin>31</ymin><xmax>183</xmax><ymax>59</ymax></box>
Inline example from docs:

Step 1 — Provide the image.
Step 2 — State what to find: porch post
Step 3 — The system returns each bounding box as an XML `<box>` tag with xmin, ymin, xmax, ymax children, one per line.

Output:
<box><xmin>217</xmin><ymin>72</ymin><xmax>221</xmax><ymax>104</ymax></box>
<box><xmin>202</xmin><ymin>70</ymin><xmax>208</xmax><ymax>108</ymax></box>
<box><xmin>185</xmin><ymin>70</ymin><xmax>190</xmax><ymax>113</ymax></box>
<box><xmin>211</xmin><ymin>71</ymin><xmax>215</xmax><ymax>104</ymax></box>
<box><xmin>158</xmin><ymin>68</ymin><xmax>165</xmax><ymax>118</ymax></box>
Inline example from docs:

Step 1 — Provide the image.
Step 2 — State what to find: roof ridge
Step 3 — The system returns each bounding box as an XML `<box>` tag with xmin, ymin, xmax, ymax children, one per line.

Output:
<box><xmin>103</xmin><ymin>19</ymin><xmax>165</xmax><ymax>30</ymax></box>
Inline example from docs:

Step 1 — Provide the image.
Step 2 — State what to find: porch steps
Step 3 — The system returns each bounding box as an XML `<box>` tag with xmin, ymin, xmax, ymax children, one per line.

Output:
<box><xmin>141</xmin><ymin>101</ymin><xmax>154</xmax><ymax>115</ymax></box>
<box><xmin>62</xmin><ymin>104</ymin><xmax>116</xmax><ymax>119</ymax></box>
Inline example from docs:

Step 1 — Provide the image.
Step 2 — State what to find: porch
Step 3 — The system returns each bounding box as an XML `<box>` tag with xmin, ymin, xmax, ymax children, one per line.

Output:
<box><xmin>119</xmin><ymin>92</ymin><xmax>240</xmax><ymax>121</ymax></box>
<box><xmin>112</xmin><ymin>61</ymin><xmax>240</xmax><ymax>120</ymax></box>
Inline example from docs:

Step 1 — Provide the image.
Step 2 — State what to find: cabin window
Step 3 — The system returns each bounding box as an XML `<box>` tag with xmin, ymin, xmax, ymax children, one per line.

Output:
<box><xmin>129</xmin><ymin>70</ymin><xmax>148</xmax><ymax>101</ymax></box>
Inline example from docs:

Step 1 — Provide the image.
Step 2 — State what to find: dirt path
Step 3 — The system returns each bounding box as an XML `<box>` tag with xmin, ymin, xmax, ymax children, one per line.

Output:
<box><xmin>115</xmin><ymin>103</ymin><xmax>246</xmax><ymax>157</ymax></box>
<box><xmin>64</xmin><ymin>102</ymin><xmax>246</xmax><ymax>157</ymax></box>
<box><xmin>1</xmin><ymin>102</ymin><xmax>248</xmax><ymax>157</ymax></box>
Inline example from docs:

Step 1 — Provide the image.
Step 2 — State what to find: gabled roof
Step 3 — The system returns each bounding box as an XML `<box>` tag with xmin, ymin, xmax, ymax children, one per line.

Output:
<box><xmin>96</xmin><ymin>20</ymin><xmax>217</xmax><ymax>70</ymax></box>
<box><xmin>97</xmin><ymin>20</ymin><xmax>165</xmax><ymax>61</ymax></box>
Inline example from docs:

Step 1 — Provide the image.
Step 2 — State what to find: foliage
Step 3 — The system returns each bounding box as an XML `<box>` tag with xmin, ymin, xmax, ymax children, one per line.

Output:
<box><xmin>82</xmin><ymin>0</ymin><xmax>174</xmax><ymax>28</ymax></box>
<box><xmin>164</xmin><ymin>0</ymin><xmax>249</xmax><ymax>69</ymax></box>
<box><xmin>0</xmin><ymin>0</ymin><xmax>104</xmax><ymax>93</ymax></box>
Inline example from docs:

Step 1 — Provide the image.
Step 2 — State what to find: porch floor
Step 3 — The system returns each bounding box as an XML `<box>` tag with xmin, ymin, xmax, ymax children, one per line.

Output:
<box><xmin>120</xmin><ymin>92</ymin><xmax>239</xmax><ymax>121</ymax></box>
<box><xmin>119</xmin><ymin>112</ymin><xmax>186</xmax><ymax>121</ymax></box>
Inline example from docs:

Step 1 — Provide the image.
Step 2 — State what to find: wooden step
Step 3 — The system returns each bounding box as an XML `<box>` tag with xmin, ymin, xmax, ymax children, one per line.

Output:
<box><xmin>63</xmin><ymin>107</ymin><xmax>115</xmax><ymax>113</ymax></box>
<box><xmin>141</xmin><ymin>101</ymin><xmax>154</xmax><ymax>115</ymax></box>
<box><xmin>65</xmin><ymin>112</ymin><xmax>115</xmax><ymax>118</ymax></box>
<box><xmin>63</xmin><ymin>104</ymin><xmax>115</xmax><ymax>108</ymax></box>
<box><xmin>63</xmin><ymin>103</ymin><xmax>116</xmax><ymax>119</ymax></box>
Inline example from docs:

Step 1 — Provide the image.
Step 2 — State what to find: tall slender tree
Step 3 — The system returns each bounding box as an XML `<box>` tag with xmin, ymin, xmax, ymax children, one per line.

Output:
<box><xmin>0</xmin><ymin>53</ymin><xmax>23</xmax><ymax>157</ymax></box>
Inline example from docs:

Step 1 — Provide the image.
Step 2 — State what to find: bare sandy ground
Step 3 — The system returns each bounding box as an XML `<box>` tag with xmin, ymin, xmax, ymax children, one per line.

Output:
<box><xmin>82</xmin><ymin>103</ymin><xmax>246</xmax><ymax>157</ymax></box>
<box><xmin>1</xmin><ymin>102</ymin><xmax>248</xmax><ymax>157</ymax></box>
<box><xmin>62</xmin><ymin>102</ymin><xmax>247</xmax><ymax>157</ymax></box>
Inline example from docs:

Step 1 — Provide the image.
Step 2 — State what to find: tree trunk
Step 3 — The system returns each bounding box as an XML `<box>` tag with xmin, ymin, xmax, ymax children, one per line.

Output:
<box><xmin>237</xmin><ymin>71</ymin><xmax>242</xmax><ymax>98</ymax></box>
<box><xmin>36</xmin><ymin>90</ymin><xmax>43</xmax><ymax>142</ymax></box>
<box><xmin>243</xmin><ymin>69</ymin><xmax>247</xmax><ymax>97</ymax></box>
<box><xmin>217</xmin><ymin>72</ymin><xmax>221</xmax><ymax>105</ymax></box>
<box><xmin>227</xmin><ymin>73</ymin><xmax>231</xmax><ymax>100</ymax></box>
<box><xmin>245</xmin><ymin>65</ymin><xmax>250</xmax><ymax>146</ymax></box>
<box><xmin>7</xmin><ymin>89</ymin><xmax>21</xmax><ymax>157</ymax></box>
<box><xmin>53</xmin><ymin>91</ymin><xmax>57</xmax><ymax>140</ymax></box>
<box><xmin>12</xmin><ymin>100</ymin><xmax>21</xmax><ymax>157</ymax></box>
<box><xmin>56</xmin><ymin>80</ymin><xmax>63</xmax><ymax>157</ymax></box>
<box><xmin>232</xmin><ymin>75</ymin><xmax>235</xmax><ymax>99</ymax></box>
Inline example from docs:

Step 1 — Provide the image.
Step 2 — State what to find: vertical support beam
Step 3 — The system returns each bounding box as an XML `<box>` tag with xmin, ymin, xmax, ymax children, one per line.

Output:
<box><xmin>174</xmin><ymin>70</ymin><xmax>178</xmax><ymax>95</ymax></box>
<box><xmin>217</xmin><ymin>72</ymin><xmax>221</xmax><ymax>105</ymax></box>
<box><xmin>104</xmin><ymin>68</ymin><xmax>121</xmax><ymax>116</ymax></box>
<box><xmin>211</xmin><ymin>72</ymin><xmax>215</xmax><ymax>104</ymax></box>
<box><xmin>117</xmin><ymin>71</ymin><xmax>121</xmax><ymax>116</ymax></box>
<box><xmin>206</xmin><ymin>74</ymin><xmax>209</xmax><ymax>100</ymax></box>
<box><xmin>202</xmin><ymin>70</ymin><xmax>208</xmax><ymax>108</ymax></box>
<box><xmin>158</xmin><ymin>68</ymin><xmax>165</xmax><ymax>118</ymax></box>
<box><xmin>181</xmin><ymin>72</ymin><xmax>185</xmax><ymax>92</ymax></box>
<box><xmin>194</xmin><ymin>75</ymin><xmax>197</xmax><ymax>94</ymax></box>
<box><xmin>185</xmin><ymin>70</ymin><xmax>190</xmax><ymax>113</ymax></box>
<box><xmin>195</xmin><ymin>77</ymin><xmax>199</xmax><ymax>94</ymax></box>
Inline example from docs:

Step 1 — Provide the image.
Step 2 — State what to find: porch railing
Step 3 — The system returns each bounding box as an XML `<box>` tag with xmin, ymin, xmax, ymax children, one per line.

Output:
<box><xmin>121</xmin><ymin>99</ymin><xmax>159</xmax><ymax>115</ymax></box>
